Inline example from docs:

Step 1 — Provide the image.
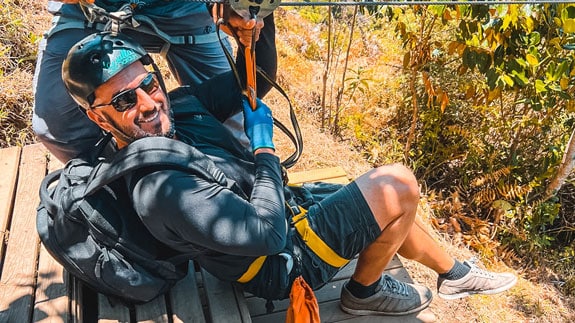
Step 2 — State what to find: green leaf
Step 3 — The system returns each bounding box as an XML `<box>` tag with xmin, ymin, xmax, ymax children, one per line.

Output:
<box><xmin>494</xmin><ymin>45</ymin><xmax>505</xmax><ymax>66</ymax></box>
<box><xmin>477</xmin><ymin>52</ymin><xmax>492</xmax><ymax>73</ymax></box>
<box><xmin>562</xmin><ymin>5</ymin><xmax>575</xmax><ymax>20</ymax></box>
<box><xmin>502</xmin><ymin>74</ymin><xmax>514</xmax><ymax>87</ymax></box>
<box><xmin>546</xmin><ymin>61</ymin><xmax>556</xmax><ymax>80</ymax></box>
<box><xmin>562</xmin><ymin>6</ymin><xmax>575</xmax><ymax>32</ymax></box>
<box><xmin>555</xmin><ymin>60</ymin><xmax>570</xmax><ymax>80</ymax></box>
<box><xmin>529</xmin><ymin>32</ymin><xmax>541</xmax><ymax>46</ymax></box>
<box><xmin>548</xmin><ymin>83</ymin><xmax>562</xmax><ymax>92</ymax></box>
<box><xmin>512</xmin><ymin>70</ymin><xmax>529</xmax><ymax>86</ymax></box>
<box><xmin>535</xmin><ymin>79</ymin><xmax>547</xmax><ymax>93</ymax></box>
<box><xmin>487</xmin><ymin>68</ymin><xmax>499</xmax><ymax>89</ymax></box>
<box><xmin>428</xmin><ymin>5</ymin><xmax>446</xmax><ymax>17</ymax></box>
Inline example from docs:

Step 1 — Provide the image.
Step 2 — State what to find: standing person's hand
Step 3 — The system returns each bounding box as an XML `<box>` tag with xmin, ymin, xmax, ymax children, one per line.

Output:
<box><xmin>212</xmin><ymin>5</ymin><xmax>264</xmax><ymax>47</ymax></box>
<box><xmin>243</xmin><ymin>97</ymin><xmax>275</xmax><ymax>153</ymax></box>
<box><xmin>57</xmin><ymin>0</ymin><xmax>94</xmax><ymax>4</ymax></box>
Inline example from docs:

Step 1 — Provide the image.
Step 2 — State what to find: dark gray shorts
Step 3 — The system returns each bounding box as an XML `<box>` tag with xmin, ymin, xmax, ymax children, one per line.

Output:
<box><xmin>292</xmin><ymin>181</ymin><xmax>381</xmax><ymax>290</ymax></box>
<box><xmin>241</xmin><ymin>181</ymin><xmax>381</xmax><ymax>300</ymax></box>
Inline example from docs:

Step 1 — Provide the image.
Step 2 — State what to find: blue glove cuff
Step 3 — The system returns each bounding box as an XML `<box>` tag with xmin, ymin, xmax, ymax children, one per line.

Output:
<box><xmin>248</xmin><ymin>124</ymin><xmax>275</xmax><ymax>151</ymax></box>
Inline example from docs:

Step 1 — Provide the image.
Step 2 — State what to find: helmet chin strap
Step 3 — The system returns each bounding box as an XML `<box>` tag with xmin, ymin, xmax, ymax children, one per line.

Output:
<box><xmin>148</xmin><ymin>58</ymin><xmax>176</xmax><ymax>140</ymax></box>
<box><xmin>149</xmin><ymin>60</ymin><xmax>171</xmax><ymax>113</ymax></box>
<box><xmin>105</xmin><ymin>123</ymin><xmax>137</xmax><ymax>148</ymax></box>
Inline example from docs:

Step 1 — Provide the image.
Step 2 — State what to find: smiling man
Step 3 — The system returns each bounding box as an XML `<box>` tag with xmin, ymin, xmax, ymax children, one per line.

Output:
<box><xmin>60</xmin><ymin>32</ymin><xmax>518</xmax><ymax>317</ymax></box>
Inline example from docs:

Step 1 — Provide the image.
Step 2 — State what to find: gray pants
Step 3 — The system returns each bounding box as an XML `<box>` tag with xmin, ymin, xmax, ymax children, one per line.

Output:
<box><xmin>33</xmin><ymin>22</ymin><xmax>233</xmax><ymax>162</ymax></box>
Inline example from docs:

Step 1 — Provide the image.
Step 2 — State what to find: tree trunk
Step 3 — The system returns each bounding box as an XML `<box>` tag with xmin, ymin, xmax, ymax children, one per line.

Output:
<box><xmin>544</xmin><ymin>127</ymin><xmax>575</xmax><ymax>200</ymax></box>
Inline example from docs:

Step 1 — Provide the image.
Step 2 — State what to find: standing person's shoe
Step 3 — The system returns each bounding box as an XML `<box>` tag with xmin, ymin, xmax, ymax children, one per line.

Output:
<box><xmin>437</xmin><ymin>259</ymin><xmax>517</xmax><ymax>300</ymax></box>
<box><xmin>340</xmin><ymin>274</ymin><xmax>433</xmax><ymax>316</ymax></box>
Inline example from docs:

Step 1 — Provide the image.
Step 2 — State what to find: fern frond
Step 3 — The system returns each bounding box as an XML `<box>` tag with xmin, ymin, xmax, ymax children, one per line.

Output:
<box><xmin>471</xmin><ymin>167</ymin><xmax>512</xmax><ymax>188</ymax></box>
<box><xmin>497</xmin><ymin>183</ymin><xmax>533</xmax><ymax>200</ymax></box>
<box><xmin>473</xmin><ymin>187</ymin><xmax>498</xmax><ymax>206</ymax></box>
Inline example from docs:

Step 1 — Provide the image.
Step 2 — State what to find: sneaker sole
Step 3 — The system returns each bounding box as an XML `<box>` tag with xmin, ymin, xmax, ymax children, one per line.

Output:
<box><xmin>438</xmin><ymin>276</ymin><xmax>518</xmax><ymax>300</ymax></box>
<box><xmin>340</xmin><ymin>297</ymin><xmax>432</xmax><ymax>316</ymax></box>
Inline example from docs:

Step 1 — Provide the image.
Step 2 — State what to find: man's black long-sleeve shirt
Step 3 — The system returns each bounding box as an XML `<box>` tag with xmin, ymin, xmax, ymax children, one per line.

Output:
<box><xmin>127</xmin><ymin>73</ymin><xmax>287</xmax><ymax>282</ymax></box>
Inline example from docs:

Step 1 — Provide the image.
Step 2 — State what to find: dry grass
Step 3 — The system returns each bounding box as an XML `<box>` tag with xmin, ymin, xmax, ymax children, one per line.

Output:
<box><xmin>0</xmin><ymin>0</ymin><xmax>48</xmax><ymax>148</ymax></box>
<box><xmin>269</xmin><ymin>7</ymin><xmax>575</xmax><ymax>323</ymax></box>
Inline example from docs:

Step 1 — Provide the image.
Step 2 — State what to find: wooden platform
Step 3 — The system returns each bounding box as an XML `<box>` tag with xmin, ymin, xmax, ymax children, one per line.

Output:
<box><xmin>0</xmin><ymin>143</ymin><xmax>433</xmax><ymax>322</ymax></box>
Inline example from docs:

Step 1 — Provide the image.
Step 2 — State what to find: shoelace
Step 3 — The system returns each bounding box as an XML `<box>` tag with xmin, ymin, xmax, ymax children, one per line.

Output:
<box><xmin>466</xmin><ymin>258</ymin><xmax>496</xmax><ymax>279</ymax></box>
<box><xmin>381</xmin><ymin>274</ymin><xmax>410</xmax><ymax>296</ymax></box>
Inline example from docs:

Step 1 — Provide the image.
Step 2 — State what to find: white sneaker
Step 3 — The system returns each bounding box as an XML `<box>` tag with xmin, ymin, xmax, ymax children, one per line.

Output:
<box><xmin>437</xmin><ymin>259</ymin><xmax>517</xmax><ymax>300</ymax></box>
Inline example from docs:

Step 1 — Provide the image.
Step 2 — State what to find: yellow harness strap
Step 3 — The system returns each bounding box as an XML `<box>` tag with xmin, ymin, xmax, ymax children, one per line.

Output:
<box><xmin>237</xmin><ymin>205</ymin><xmax>350</xmax><ymax>283</ymax></box>
<box><xmin>292</xmin><ymin>206</ymin><xmax>350</xmax><ymax>268</ymax></box>
<box><xmin>237</xmin><ymin>255</ymin><xmax>267</xmax><ymax>283</ymax></box>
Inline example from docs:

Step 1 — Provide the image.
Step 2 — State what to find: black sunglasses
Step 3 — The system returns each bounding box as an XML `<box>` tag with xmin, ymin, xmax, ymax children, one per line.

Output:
<box><xmin>91</xmin><ymin>72</ymin><xmax>159</xmax><ymax>112</ymax></box>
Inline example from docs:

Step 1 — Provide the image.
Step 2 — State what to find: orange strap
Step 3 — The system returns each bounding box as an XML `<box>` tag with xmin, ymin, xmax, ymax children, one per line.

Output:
<box><xmin>244</xmin><ymin>36</ymin><xmax>257</xmax><ymax>110</ymax></box>
<box><xmin>285</xmin><ymin>276</ymin><xmax>320</xmax><ymax>323</ymax></box>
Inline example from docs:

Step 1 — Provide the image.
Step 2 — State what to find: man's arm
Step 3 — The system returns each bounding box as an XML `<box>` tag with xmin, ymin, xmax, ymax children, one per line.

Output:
<box><xmin>129</xmin><ymin>154</ymin><xmax>286</xmax><ymax>256</ymax></box>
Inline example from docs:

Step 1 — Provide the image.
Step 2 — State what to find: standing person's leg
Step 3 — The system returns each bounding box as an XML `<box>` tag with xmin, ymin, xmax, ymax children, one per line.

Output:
<box><xmin>33</xmin><ymin>28</ymin><xmax>105</xmax><ymax>163</ymax></box>
<box><xmin>162</xmin><ymin>38</ymin><xmax>233</xmax><ymax>87</ymax></box>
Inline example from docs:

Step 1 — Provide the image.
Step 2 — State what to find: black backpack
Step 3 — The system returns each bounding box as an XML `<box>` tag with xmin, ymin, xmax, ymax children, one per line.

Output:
<box><xmin>36</xmin><ymin>136</ymin><xmax>238</xmax><ymax>304</ymax></box>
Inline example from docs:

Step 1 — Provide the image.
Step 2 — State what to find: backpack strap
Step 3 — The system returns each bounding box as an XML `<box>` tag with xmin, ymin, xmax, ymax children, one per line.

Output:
<box><xmin>38</xmin><ymin>169</ymin><xmax>64</xmax><ymax>216</ymax></box>
<box><xmin>85</xmin><ymin>137</ymin><xmax>246</xmax><ymax>198</ymax></box>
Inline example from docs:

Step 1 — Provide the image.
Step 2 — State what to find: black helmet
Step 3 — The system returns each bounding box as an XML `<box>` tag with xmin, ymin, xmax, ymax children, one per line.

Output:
<box><xmin>62</xmin><ymin>32</ymin><xmax>153</xmax><ymax>109</ymax></box>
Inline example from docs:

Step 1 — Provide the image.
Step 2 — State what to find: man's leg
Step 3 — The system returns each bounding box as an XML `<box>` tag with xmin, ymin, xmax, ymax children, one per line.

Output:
<box><xmin>398</xmin><ymin>218</ymin><xmax>517</xmax><ymax>300</ymax></box>
<box><xmin>351</xmin><ymin>164</ymin><xmax>421</xmax><ymax>286</ymax></box>
<box><xmin>398</xmin><ymin>218</ymin><xmax>455</xmax><ymax>274</ymax></box>
<box><xmin>342</xmin><ymin>164</ymin><xmax>517</xmax><ymax>316</ymax></box>
<box><xmin>340</xmin><ymin>164</ymin><xmax>433</xmax><ymax>316</ymax></box>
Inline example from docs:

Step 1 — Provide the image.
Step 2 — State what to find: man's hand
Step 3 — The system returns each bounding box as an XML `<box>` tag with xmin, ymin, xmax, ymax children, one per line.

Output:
<box><xmin>243</xmin><ymin>97</ymin><xmax>275</xmax><ymax>153</ymax></box>
<box><xmin>212</xmin><ymin>5</ymin><xmax>264</xmax><ymax>48</ymax></box>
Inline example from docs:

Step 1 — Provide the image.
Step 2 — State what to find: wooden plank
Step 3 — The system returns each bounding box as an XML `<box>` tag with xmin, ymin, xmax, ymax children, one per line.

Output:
<box><xmin>97</xmin><ymin>294</ymin><xmax>131</xmax><ymax>322</ymax></box>
<box><xmin>33</xmin><ymin>244</ymin><xmax>69</xmax><ymax>323</ymax></box>
<box><xmin>169</xmin><ymin>263</ymin><xmax>206</xmax><ymax>323</ymax></box>
<box><xmin>0</xmin><ymin>146</ymin><xmax>21</xmax><ymax>261</ymax></box>
<box><xmin>201</xmin><ymin>269</ymin><xmax>251</xmax><ymax>323</ymax></box>
<box><xmin>288</xmin><ymin>166</ymin><xmax>349</xmax><ymax>185</ymax></box>
<box><xmin>33</xmin><ymin>156</ymin><xmax>69</xmax><ymax>323</ymax></box>
<box><xmin>0</xmin><ymin>144</ymin><xmax>48</xmax><ymax>321</ymax></box>
<box><xmin>70</xmin><ymin>276</ymin><xmax>83</xmax><ymax>323</ymax></box>
<box><xmin>134</xmin><ymin>295</ymin><xmax>169</xmax><ymax>323</ymax></box>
